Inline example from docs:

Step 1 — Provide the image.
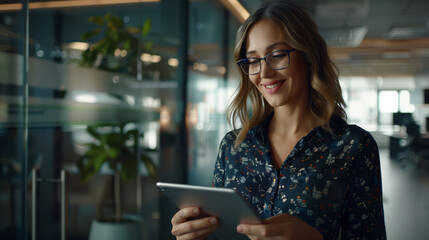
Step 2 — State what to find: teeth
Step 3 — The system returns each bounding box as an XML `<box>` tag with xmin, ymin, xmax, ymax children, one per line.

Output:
<box><xmin>265</xmin><ymin>81</ymin><xmax>283</xmax><ymax>89</ymax></box>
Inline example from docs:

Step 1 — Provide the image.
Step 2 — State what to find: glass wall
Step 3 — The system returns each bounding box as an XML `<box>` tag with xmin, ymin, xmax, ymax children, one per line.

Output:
<box><xmin>0</xmin><ymin>1</ymin><xmax>183</xmax><ymax>239</ymax></box>
<box><xmin>0</xmin><ymin>0</ymin><xmax>240</xmax><ymax>239</ymax></box>
<box><xmin>0</xmin><ymin>1</ymin><xmax>26</xmax><ymax>239</ymax></box>
<box><xmin>186</xmin><ymin>0</ymin><xmax>240</xmax><ymax>186</ymax></box>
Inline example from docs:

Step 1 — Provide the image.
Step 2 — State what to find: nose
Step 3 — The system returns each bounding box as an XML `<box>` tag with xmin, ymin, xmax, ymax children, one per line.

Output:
<box><xmin>259</xmin><ymin>59</ymin><xmax>275</xmax><ymax>78</ymax></box>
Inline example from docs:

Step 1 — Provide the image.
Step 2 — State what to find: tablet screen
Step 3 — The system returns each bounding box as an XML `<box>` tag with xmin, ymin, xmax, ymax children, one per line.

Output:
<box><xmin>157</xmin><ymin>182</ymin><xmax>261</xmax><ymax>239</ymax></box>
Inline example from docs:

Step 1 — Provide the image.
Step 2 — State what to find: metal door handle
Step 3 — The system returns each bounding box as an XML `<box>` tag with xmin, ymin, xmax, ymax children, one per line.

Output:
<box><xmin>32</xmin><ymin>169</ymin><xmax>69</xmax><ymax>240</ymax></box>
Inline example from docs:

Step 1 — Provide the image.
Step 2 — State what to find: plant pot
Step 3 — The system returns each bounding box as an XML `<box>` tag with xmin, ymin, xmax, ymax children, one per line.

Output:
<box><xmin>89</xmin><ymin>214</ymin><xmax>146</xmax><ymax>240</ymax></box>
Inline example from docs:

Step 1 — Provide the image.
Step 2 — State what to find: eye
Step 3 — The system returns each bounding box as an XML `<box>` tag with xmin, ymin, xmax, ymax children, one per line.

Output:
<box><xmin>246</xmin><ymin>58</ymin><xmax>259</xmax><ymax>65</ymax></box>
<box><xmin>271</xmin><ymin>52</ymin><xmax>287</xmax><ymax>59</ymax></box>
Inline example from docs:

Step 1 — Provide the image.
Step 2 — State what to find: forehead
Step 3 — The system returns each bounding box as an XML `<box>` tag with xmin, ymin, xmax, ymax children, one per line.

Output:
<box><xmin>245</xmin><ymin>19</ymin><xmax>287</xmax><ymax>52</ymax></box>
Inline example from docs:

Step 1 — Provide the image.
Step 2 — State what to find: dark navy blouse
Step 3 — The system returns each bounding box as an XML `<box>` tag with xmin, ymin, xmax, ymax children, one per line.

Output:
<box><xmin>212</xmin><ymin>114</ymin><xmax>386</xmax><ymax>239</ymax></box>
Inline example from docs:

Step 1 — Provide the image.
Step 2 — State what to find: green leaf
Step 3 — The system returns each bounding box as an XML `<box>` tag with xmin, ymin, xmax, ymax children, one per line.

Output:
<box><xmin>105</xmin><ymin>13</ymin><xmax>123</xmax><ymax>30</ymax></box>
<box><xmin>79</xmin><ymin>49</ymin><xmax>98</xmax><ymax>67</ymax></box>
<box><xmin>141</xmin><ymin>19</ymin><xmax>152</xmax><ymax>38</ymax></box>
<box><xmin>144</xmin><ymin>41</ymin><xmax>153</xmax><ymax>51</ymax></box>
<box><xmin>123</xmin><ymin>39</ymin><xmax>131</xmax><ymax>50</ymax></box>
<box><xmin>105</xmin><ymin>132</ymin><xmax>122</xmax><ymax>148</ymax></box>
<box><xmin>95</xmin><ymin>39</ymin><xmax>112</xmax><ymax>56</ymax></box>
<box><xmin>81</xmin><ymin>29</ymin><xmax>102</xmax><ymax>41</ymax></box>
<box><xmin>121</xmin><ymin>156</ymin><xmax>137</xmax><ymax>180</ymax></box>
<box><xmin>86</xmin><ymin>125</ymin><xmax>101</xmax><ymax>139</ymax></box>
<box><xmin>76</xmin><ymin>156</ymin><xmax>97</xmax><ymax>183</ymax></box>
<box><xmin>94</xmin><ymin>151</ymin><xmax>108</xmax><ymax>172</ymax></box>
<box><xmin>89</xmin><ymin>16</ymin><xmax>105</xmax><ymax>26</ymax></box>
<box><xmin>108</xmin><ymin>148</ymin><xmax>119</xmax><ymax>159</ymax></box>
<box><xmin>106</xmin><ymin>29</ymin><xmax>120</xmax><ymax>42</ymax></box>
<box><xmin>84</xmin><ymin>145</ymin><xmax>104</xmax><ymax>158</ymax></box>
<box><xmin>77</xmin><ymin>123</ymin><xmax>157</xmax><ymax>184</ymax></box>
<box><xmin>109</xmin><ymin>161</ymin><xmax>117</xmax><ymax>171</ymax></box>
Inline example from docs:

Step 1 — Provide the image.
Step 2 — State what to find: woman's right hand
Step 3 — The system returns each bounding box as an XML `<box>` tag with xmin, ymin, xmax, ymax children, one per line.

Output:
<box><xmin>171</xmin><ymin>207</ymin><xmax>219</xmax><ymax>240</ymax></box>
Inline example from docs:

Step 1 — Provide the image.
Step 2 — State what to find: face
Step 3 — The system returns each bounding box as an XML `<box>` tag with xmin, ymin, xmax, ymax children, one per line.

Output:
<box><xmin>245</xmin><ymin>19</ymin><xmax>309</xmax><ymax>109</ymax></box>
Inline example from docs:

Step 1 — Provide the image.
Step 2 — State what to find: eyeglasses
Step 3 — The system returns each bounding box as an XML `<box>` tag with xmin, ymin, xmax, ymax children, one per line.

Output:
<box><xmin>237</xmin><ymin>49</ymin><xmax>296</xmax><ymax>75</ymax></box>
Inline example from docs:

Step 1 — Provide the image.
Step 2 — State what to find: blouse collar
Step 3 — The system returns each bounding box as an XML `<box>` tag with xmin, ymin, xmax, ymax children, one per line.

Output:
<box><xmin>248</xmin><ymin>113</ymin><xmax>347</xmax><ymax>145</ymax></box>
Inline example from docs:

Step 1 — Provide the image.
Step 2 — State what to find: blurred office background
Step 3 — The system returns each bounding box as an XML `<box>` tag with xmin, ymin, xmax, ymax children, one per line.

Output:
<box><xmin>0</xmin><ymin>0</ymin><xmax>428</xmax><ymax>239</ymax></box>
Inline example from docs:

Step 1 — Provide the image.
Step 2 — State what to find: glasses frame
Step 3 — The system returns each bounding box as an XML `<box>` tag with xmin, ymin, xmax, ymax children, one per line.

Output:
<box><xmin>237</xmin><ymin>49</ymin><xmax>296</xmax><ymax>75</ymax></box>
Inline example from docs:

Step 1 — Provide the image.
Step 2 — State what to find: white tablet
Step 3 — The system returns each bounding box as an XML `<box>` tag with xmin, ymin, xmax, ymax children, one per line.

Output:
<box><xmin>156</xmin><ymin>182</ymin><xmax>262</xmax><ymax>240</ymax></box>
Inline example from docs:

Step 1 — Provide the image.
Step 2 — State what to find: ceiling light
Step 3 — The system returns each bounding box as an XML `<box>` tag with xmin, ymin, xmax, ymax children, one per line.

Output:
<box><xmin>64</xmin><ymin>42</ymin><xmax>88</xmax><ymax>51</ymax></box>
<box><xmin>0</xmin><ymin>0</ymin><xmax>160</xmax><ymax>11</ymax></box>
<box><xmin>382</xmin><ymin>52</ymin><xmax>411</xmax><ymax>59</ymax></box>
<box><xmin>150</xmin><ymin>54</ymin><xmax>161</xmax><ymax>63</ymax></box>
<box><xmin>168</xmin><ymin>58</ymin><xmax>179</xmax><ymax>67</ymax></box>
<box><xmin>219</xmin><ymin>0</ymin><xmax>250</xmax><ymax>23</ymax></box>
<box><xmin>388</xmin><ymin>26</ymin><xmax>427</xmax><ymax>39</ymax></box>
<box><xmin>320</xmin><ymin>26</ymin><xmax>368</xmax><ymax>47</ymax></box>
<box><xmin>140</xmin><ymin>53</ymin><xmax>151</xmax><ymax>62</ymax></box>
<box><xmin>216</xmin><ymin>66</ymin><xmax>226</xmax><ymax>74</ymax></box>
<box><xmin>316</xmin><ymin>1</ymin><xmax>369</xmax><ymax>18</ymax></box>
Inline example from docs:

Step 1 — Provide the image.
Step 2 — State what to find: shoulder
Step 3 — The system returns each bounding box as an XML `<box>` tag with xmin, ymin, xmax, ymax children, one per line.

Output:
<box><xmin>218</xmin><ymin>128</ymin><xmax>258</xmax><ymax>157</ymax></box>
<box><xmin>331</xmin><ymin>117</ymin><xmax>377</xmax><ymax>145</ymax></box>
<box><xmin>220</xmin><ymin>130</ymin><xmax>238</xmax><ymax>144</ymax></box>
<box><xmin>330</xmin><ymin>120</ymin><xmax>380</xmax><ymax>165</ymax></box>
<box><xmin>218</xmin><ymin>130</ymin><xmax>238</xmax><ymax>152</ymax></box>
<box><xmin>346</xmin><ymin>124</ymin><xmax>378</xmax><ymax>148</ymax></box>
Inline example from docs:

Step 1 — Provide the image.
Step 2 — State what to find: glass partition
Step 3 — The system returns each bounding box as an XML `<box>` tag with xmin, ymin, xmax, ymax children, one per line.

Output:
<box><xmin>1</xmin><ymin>0</ymin><xmax>185</xmax><ymax>239</ymax></box>
<box><xmin>0</xmin><ymin>0</ymin><xmax>241</xmax><ymax>239</ymax></box>
<box><xmin>187</xmin><ymin>0</ymin><xmax>240</xmax><ymax>186</ymax></box>
<box><xmin>0</xmin><ymin>1</ymin><xmax>27</xmax><ymax>239</ymax></box>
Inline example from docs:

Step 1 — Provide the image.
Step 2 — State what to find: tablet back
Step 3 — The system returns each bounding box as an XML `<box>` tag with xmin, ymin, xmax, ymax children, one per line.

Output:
<box><xmin>157</xmin><ymin>182</ymin><xmax>261</xmax><ymax>240</ymax></box>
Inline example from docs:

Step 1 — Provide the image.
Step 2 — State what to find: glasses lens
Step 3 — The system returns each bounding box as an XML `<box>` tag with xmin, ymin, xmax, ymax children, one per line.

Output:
<box><xmin>267</xmin><ymin>51</ymin><xmax>289</xmax><ymax>70</ymax></box>
<box><xmin>239</xmin><ymin>58</ymin><xmax>259</xmax><ymax>75</ymax></box>
<box><xmin>238</xmin><ymin>60</ymin><xmax>250</xmax><ymax>74</ymax></box>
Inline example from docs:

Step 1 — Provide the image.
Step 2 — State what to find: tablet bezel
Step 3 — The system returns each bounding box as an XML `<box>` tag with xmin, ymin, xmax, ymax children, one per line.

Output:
<box><xmin>156</xmin><ymin>182</ymin><xmax>261</xmax><ymax>240</ymax></box>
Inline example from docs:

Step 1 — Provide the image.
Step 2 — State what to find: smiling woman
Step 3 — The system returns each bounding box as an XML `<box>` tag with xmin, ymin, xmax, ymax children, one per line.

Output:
<box><xmin>243</xmin><ymin>19</ymin><xmax>311</xmax><ymax>116</ymax></box>
<box><xmin>171</xmin><ymin>1</ymin><xmax>386</xmax><ymax>240</ymax></box>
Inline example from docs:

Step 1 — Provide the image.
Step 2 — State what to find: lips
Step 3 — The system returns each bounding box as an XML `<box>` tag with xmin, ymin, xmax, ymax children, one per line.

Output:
<box><xmin>262</xmin><ymin>80</ymin><xmax>285</xmax><ymax>94</ymax></box>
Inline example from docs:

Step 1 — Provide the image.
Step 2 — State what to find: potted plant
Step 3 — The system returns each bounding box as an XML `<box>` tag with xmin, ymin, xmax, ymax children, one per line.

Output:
<box><xmin>79</xmin><ymin>13</ymin><xmax>153</xmax><ymax>75</ymax></box>
<box><xmin>76</xmin><ymin>123</ymin><xmax>157</xmax><ymax>240</ymax></box>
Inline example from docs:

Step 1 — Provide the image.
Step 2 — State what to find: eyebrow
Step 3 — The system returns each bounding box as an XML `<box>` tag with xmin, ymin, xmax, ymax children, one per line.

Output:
<box><xmin>246</xmin><ymin>42</ymin><xmax>288</xmax><ymax>55</ymax></box>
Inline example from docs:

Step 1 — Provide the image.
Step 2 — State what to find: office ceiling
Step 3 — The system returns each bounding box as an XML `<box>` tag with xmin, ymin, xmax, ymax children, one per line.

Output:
<box><xmin>240</xmin><ymin>0</ymin><xmax>429</xmax><ymax>77</ymax></box>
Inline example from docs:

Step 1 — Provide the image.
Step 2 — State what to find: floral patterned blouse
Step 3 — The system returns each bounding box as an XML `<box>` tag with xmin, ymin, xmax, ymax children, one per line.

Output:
<box><xmin>212</xmin><ymin>114</ymin><xmax>386</xmax><ymax>239</ymax></box>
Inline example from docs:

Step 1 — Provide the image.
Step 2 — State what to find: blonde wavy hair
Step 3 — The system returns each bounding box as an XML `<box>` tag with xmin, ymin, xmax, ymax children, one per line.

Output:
<box><xmin>228</xmin><ymin>0</ymin><xmax>347</xmax><ymax>148</ymax></box>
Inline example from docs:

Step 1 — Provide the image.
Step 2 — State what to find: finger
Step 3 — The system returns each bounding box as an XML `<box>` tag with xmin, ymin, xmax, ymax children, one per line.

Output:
<box><xmin>172</xmin><ymin>207</ymin><xmax>201</xmax><ymax>224</ymax></box>
<box><xmin>177</xmin><ymin>225</ymin><xmax>219</xmax><ymax>240</ymax></box>
<box><xmin>237</xmin><ymin>223</ymin><xmax>282</xmax><ymax>237</ymax></box>
<box><xmin>172</xmin><ymin>217</ymin><xmax>219</xmax><ymax>237</ymax></box>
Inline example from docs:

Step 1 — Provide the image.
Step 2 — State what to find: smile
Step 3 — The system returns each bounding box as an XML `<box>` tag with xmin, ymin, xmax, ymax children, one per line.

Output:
<box><xmin>265</xmin><ymin>81</ymin><xmax>284</xmax><ymax>89</ymax></box>
<box><xmin>263</xmin><ymin>80</ymin><xmax>285</xmax><ymax>88</ymax></box>
<box><xmin>262</xmin><ymin>80</ymin><xmax>285</xmax><ymax>94</ymax></box>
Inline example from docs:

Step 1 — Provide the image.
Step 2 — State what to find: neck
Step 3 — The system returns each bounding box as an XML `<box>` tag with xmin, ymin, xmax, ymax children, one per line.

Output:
<box><xmin>269</xmin><ymin>104</ymin><xmax>318</xmax><ymax>138</ymax></box>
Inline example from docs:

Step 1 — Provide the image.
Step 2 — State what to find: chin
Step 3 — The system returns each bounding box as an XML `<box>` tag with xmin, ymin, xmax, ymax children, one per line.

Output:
<box><xmin>266</xmin><ymin>100</ymin><xmax>286</xmax><ymax>108</ymax></box>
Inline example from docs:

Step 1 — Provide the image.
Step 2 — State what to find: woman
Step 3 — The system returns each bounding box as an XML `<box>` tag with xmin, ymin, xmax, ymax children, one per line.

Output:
<box><xmin>171</xmin><ymin>1</ymin><xmax>386</xmax><ymax>239</ymax></box>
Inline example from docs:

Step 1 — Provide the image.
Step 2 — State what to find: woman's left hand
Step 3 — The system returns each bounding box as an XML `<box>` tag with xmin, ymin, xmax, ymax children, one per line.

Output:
<box><xmin>236</xmin><ymin>213</ymin><xmax>323</xmax><ymax>240</ymax></box>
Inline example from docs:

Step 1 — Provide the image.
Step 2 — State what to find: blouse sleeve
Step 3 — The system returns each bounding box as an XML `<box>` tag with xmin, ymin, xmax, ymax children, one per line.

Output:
<box><xmin>212</xmin><ymin>134</ymin><xmax>228</xmax><ymax>187</ymax></box>
<box><xmin>341</xmin><ymin>133</ymin><xmax>387</xmax><ymax>240</ymax></box>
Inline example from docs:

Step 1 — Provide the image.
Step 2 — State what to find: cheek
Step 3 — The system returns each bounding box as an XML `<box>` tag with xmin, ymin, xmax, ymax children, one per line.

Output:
<box><xmin>249</xmin><ymin>76</ymin><xmax>259</xmax><ymax>87</ymax></box>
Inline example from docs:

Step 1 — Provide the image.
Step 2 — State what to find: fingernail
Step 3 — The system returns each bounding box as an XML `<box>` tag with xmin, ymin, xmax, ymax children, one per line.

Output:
<box><xmin>236</xmin><ymin>225</ymin><xmax>243</xmax><ymax>233</ymax></box>
<box><xmin>193</xmin><ymin>208</ymin><xmax>199</xmax><ymax>214</ymax></box>
<box><xmin>210</xmin><ymin>218</ymin><xmax>217</xmax><ymax>225</ymax></box>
